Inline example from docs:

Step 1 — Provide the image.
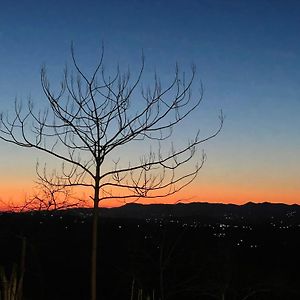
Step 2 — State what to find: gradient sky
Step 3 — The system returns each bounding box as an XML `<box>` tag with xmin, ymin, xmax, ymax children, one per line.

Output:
<box><xmin>0</xmin><ymin>0</ymin><xmax>299</xmax><ymax>208</ymax></box>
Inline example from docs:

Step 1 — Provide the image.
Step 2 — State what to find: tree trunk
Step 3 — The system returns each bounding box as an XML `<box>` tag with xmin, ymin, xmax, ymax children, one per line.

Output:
<box><xmin>91</xmin><ymin>198</ymin><xmax>99</xmax><ymax>300</ymax></box>
<box><xmin>91</xmin><ymin>181</ymin><xmax>100</xmax><ymax>300</ymax></box>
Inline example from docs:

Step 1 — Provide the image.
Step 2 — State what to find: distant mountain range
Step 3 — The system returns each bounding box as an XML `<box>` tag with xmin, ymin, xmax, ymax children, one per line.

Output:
<box><xmin>65</xmin><ymin>201</ymin><xmax>300</xmax><ymax>222</ymax></box>
<box><xmin>103</xmin><ymin>201</ymin><xmax>299</xmax><ymax>217</ymax></box>
<box><xmin>3</xmin><ymin>202</ymin><xmax>299</xmax><ymax>222</ymax></box>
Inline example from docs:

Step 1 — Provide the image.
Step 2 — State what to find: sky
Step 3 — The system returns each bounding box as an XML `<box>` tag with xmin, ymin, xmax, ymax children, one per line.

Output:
<box><xmin>0</xmin><ymin>0</ymin><xmax>299</xmax><ymax>208</ymax></box>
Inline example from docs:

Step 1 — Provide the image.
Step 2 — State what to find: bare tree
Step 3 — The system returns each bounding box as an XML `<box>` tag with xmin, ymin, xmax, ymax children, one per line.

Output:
<box><xmin>0</xmin><ymin>45</ymin><xmax>223</xmax><ymax>300</ymax></box>
<box><xmin>19</xmin><ymin>163</ymin><xmax>85</xmax><ymax>211</ymax></box>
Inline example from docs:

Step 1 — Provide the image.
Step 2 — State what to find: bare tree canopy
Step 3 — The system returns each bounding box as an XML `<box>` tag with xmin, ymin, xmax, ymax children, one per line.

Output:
<box><xmin>0</xmin><ymin>45</ymin><xmax>223</xmax><ymax>300</ymax></box>
<box><xmin>0</xmin><ymin>45</ymin><xmax>222</xmax><ymax>205</ymax></box>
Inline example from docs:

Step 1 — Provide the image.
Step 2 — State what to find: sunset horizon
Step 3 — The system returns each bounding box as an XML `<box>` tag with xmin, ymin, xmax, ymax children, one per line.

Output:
<box><xmin>1</xmin><ymin>0</ymin><xmax>300</xmax><ymax>209</ymax></box>
<box><xmin>1</xmin><ymin>2</ymin><xmax>300</xmax><ymax>299</ymax></box>
<box><xmin>1</xmin><ymin>186</ymin><xmax>298</xmax><ymax>212</ymax></box>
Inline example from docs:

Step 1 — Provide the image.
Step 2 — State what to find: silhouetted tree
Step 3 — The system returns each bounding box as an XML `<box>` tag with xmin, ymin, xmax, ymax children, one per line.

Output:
<box><xmin>19</xmin><ymin>163</ymin><xmax>85</xmax><ymax>211</ymax></box>
<box><xmin>0</xmin><ymin>44</ymin><xmax>223</xmax><ymax>300</ymax></box>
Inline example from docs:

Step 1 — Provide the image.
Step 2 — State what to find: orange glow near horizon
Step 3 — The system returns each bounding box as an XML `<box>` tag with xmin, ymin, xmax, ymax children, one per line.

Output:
<box><xmin>1</xmin><ymin>181</ymin><xmax>299</xmax><ymax>211</ymax></box>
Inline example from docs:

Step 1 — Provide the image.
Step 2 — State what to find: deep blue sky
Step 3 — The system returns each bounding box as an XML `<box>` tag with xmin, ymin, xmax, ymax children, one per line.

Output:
<box><xmin>0</xmin><ymin>0</ymin><xmax>300</xmax><ymax>205</ymax></box>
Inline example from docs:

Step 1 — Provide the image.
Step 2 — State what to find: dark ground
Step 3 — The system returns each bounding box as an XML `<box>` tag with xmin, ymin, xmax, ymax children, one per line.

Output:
<box><xmin>0</xmin><ymin>202</ymin><xmax>299</xmax><ymax>300</ymax></box>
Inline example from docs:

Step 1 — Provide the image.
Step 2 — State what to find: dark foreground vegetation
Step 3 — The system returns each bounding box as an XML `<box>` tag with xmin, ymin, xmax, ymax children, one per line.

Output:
<box><xmin>0</xmin><ymin>202</ymin><xmax>300</xmax><ymax>300</ymax></box>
